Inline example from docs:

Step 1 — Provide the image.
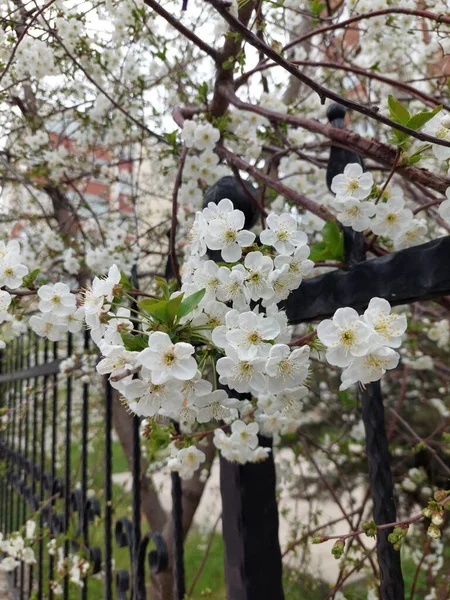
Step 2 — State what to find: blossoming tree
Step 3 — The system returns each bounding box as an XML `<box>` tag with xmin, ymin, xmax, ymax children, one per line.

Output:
<box><xmin>1</xmin><ymin>0</ymin><xmax>450</xmax><ymax>599</ymax></box>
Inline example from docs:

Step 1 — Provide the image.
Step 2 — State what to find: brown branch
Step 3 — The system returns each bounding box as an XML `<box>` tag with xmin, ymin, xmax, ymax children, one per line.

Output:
<box><xmin>169</xmin><ymin>146</ymin><xmax>188</xmax><ymax>287</ymax></box>
<box><xmin>283</xmin><ymin>8</ymin><xmax>450</xmax><ymax>53</ymax></box>
<box><xmin>209</xmin><ymin>0</ymin><xmax>256</xmax><ymax>117</ymax></box>
<box><xmin>218</xmin><ymin>82</ymin><xmax>450</xmax><ymax>194</ymax></box>
<box><xmin>143</xmin><ymin>0</ymin><xmax>219</xmax><ymax>61</ymax></box>
<box><xmin>217</xmin><ymin>143</ymin><xmax>335</xmax><ymax>222</ymax></box>
<box><xmin>205</xmin><ymin>0</ymin><xmax>450</xmax><ymax>149</ymax></box>
<box><xmin>236</xmin><ymin>59</ymin><xmax>449</xmax><ymax>111</ymax></box>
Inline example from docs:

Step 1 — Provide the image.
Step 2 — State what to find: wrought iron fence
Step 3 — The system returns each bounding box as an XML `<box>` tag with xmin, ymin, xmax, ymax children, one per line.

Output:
<box><xmin>0</xmin><ymin>331</ymin><xmax>179</xmax><ymax>600</ymax></box>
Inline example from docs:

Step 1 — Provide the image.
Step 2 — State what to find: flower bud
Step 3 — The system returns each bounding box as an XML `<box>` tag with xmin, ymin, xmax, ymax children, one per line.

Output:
<box><xmin>427</xmin><ymin>524</ymin><xmax>441</xmax><ymax>539</ymax></box>
<box><xmin>332</xmin><ymin>539</ymin><xmax>345</xmax><ymax>560</ymax></box>
<box><xmin>431</xmin><ymin>511</ymin><xmax>443</xmax><ymax>526</ymax></box>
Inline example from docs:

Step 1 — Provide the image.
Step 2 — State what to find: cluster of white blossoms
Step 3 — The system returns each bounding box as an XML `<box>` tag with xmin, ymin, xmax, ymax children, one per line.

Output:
<box><xmin>29</xmin><ymin>281</ymin><xmax>84</xmax><ymax>342</ymax></box>
<box><xmin>0</xmin><ymin>241</ymin><xmax>29</xmax><ymax>347</ymax></box>
<box><xmin>0</xmin><ymin>240</ymin><xmax>29</xmax><ymax>291</ymax></box>
<box><xmin>179</xmin><ymin>121</ymin><xmax>229</xmax><ymax>218</ymax></box>
<box><xmin>317</xmin><ymin>298</ymin><xmax>407</xmax><ymax>390</ymax></box>
<box><xmin>0</xmin><ymin>201</ymin><xmax>408</xmax><ymax>480</ymax></box>
<box><xmin>330</xmin><ymin>164</ymin><xmax>428</xmax><ymax>250</ymax></box>
<box><xmin>427</xmin><ymin>319</ymin><xmax>450</xmax><ymax>350</ymax></box>
<box><xmin>0</xmin><ymin>520</ymin><xmax>36</xmax><ymax>572</ymax></box>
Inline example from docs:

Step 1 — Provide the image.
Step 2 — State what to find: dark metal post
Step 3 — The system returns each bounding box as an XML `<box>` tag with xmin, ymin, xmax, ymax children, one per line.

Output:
<box><xmin>327</xmin><ymin>104</ymin><xmax>404</xmax><ymax>600</ymax></box>
<box><xmin>220</xmin><ymin>437</ymin><xmax>284</xmax><ymax>600</ymax></box>
<box><xmin>204</xmin><ymin>177</ymin><xmax>285</xmax><ymax>600</ymax></box>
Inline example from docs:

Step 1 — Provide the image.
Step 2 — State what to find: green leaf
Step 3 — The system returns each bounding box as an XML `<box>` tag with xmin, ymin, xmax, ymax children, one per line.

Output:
<box><xmin>322</xmin><ymin>221</ymin><xmax>342</xmax><ymax>252</ymax></box>
<box><xmin>154</xmin><ymin>276</ymin><xmax>170</xmax><ymax>300</ymax></box>
<box><xmin>22</xmin><ymin>268</ymin><xmax>40</xmax><ymax>288</ymax></box>
<box><xmin>177</xmin><ymin>289</ymin><xmax>206</xmax><ymax>319</ymax></box>
<box><xmin>308</xmin><ymin>242</ymin><xmax>330</xmax><ymax>262</ymax></box>
<box><xmin>405</xmin><ymin>105</ymin><xmax>442</xmax><ymax>131</ymax></box>
<box><xmin>119</xmin><ymin>272</ymin><xmax>133</xmax><ymax>290</ymax></box>
<box><xmin>138</xmin><ymin>297</ymin><xmax>159</xmax><ymax>310</ymax></box>
<box><xmin>388</xmin><ymin>95</ymin><xmax>410</xmax><ymax>125</ymax></box>
<box><xmin>120</xmin><ymin>333</ymin><xmax>148</xmax><ymax>351</ymax></box>
<box><xmin>139</xmin><ymin>299</ymin><xmax>170</xmax><ymax>324</ymax></box>
<box><xmin>167</xmin><ymin>293</ymin><xmax>184</xmax><ymax>322</ymax></box>
<box><xmin>309</xmin><ymin>221</ymin><xmax>345</xmax><ymax>262</ymax></box>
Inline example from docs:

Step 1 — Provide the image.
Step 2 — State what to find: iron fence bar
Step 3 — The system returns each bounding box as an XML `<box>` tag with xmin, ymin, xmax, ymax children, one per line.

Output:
<box><xmin>362</xmin><ymin>383</ymin><xmax>404</xmax><ymax>600</ymax></box>
<box><xmin>38</xmin><ymin>339</ymin><xmax>49</xmax><ymax>600</ymax></box>
<box><xmin>104</xmin><ymin>378</ymin><xmax>113</xmax><ymax>600</ymax></box>
<box><xmin>49</xmin><ymin>340</ymin><xmax>59</xmax><ymax>600</ymax></box>
<box><xmin>203</xmin><ymin>177</ymin><xmax>284</xmax><ymax>600</ymax></box>
<box><xmin>81</xmin><ymin>330</ymin><xmax>89</xmax><ymax>600</ymax></box>
<box><xmin>0</xmin><ymin>345</ymin><xmax>4</xmax><ymax>534</ymax></box>
<box><xmin>0</xmin><ymin>359</ymin><xmax>62</xmax><ymax>384</ymax></box>
<box><xmin>29</xmin><ymin>332</ymin><xmax>39</xmax><ymax>597</ymax></box>
<box><xmin>18</xmin><ymin>335</ymin><xmax>26</xmax><ymax>596</ymax></box>
<box><xmin>132</xmin><ymin>413</ymin><xmax>142</xmax><ymax>600</ymax></box>
<box><xmin>284</xmin><ymin>235</ymin><xmax>450</xmax><ymax>324</ymax></box>
<box><xmin>325</xmin><ymin>104</ymin><xmax>404</xmax><ymax>600</ymax></box>
<box><xmin>9</xmin><ymin>338</ymin><xmax>17</xmax><ymax>539</ymax></box>
<box><xmin>171</xmin><ymin>470</ymin><xmax>185</xmax><ymax>600</ymax></box>
<box><xmin>63</xmin><ymin>333</ymin><xmax>73</xmax><ymax>600</ymax></box>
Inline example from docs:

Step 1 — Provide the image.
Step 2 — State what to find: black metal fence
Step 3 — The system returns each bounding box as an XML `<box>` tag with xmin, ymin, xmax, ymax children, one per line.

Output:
<box><xmin>0</xmin><ymin>331</ymin><xmax>176</xmax><ymax>600</ymax></box>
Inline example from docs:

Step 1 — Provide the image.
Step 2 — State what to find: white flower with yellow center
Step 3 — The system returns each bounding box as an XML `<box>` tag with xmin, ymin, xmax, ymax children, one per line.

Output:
<box><xmin>29</xmin><ymin>313</ymin><xmax>66</xmax><ymax>342</ymax></box>
<box><xmin>137</xmin><ymin>331</ymin><xmax>197</xmax><ymax>384</ymax></box>
<box><xmin>205</xmin><ymin>210</ymin><xmax>255</xmax><ymax>263</ymax></box>
<box><xmin>168</xmin><ymin>445</ymin><xmax>206</xmax><ymax>480</ymax></box>
<box><xmin>38</xmin><ymin>282</ymin><xmax>76</xmax><ymax>317</ymax></box>
<box><xmin>340</xmin><ymin>347</ymin><xmax>400</xmax><ymax>390</ymax></box>
<box><xmin>123</xmin><ymin>375</ymin><xmax>183</xmax><ymax>417</ymax></box>
<box><xmin>317</xmin><ymin>307</ymin><xmax>372</xmax><ymax>367</ymax></box>
<box><xmin>330</xmin><ymin>163</ymin><xmax>373</xmax><ymax>202</ymax></box>
<box><xmin>274</xmin><ymin>244</ymin><xmax>313</xmax><ymax>281</ymax></box>
<box><xmin>425</xmin><ymin>114</ymin><xmax>450</xmax><ymax>160</ymax></box>
<box><xmin>393</xmin><ymin>219</ymin><xmax>427</xmax><ymax>250</ymax></box>
<box><xmin>187</xmin><ymin>212</ymin><xmax>208</xmax><ymax>257</ymax></box>
<box><xmin>229</xmin><ymin>420</ymin><xmax>259</xmax><ymax>450</ymax></box>
<box><xmin>272</xmin><ymin>385</ymin><xmax>308</xmax><ymax>418</ymax></box>
<box><xmin>260</xmin><ymin>213</ymin><xmax>307</xmax><ymax>255</ymax></box>
<box><xmin>96</xmin><ymin>344</ymin><xmax>137</xmax><ymax>378</ymax></box>
<box><xmin>0</xmin><ymin>240</ymin><xmax>20</xmax><ymax>261</ymax></box>
<box><xmin>216</xmin><ymin>348</ymin><xmax>266</xmax><ymax>393</ymax></box>
<box><xmin>192</xmin><ymin>260</ymin><xmax>221</xmax><ymax>301</ymax></box>
<box><xmin>439</xmin><ymin>187</ymin><xmax>450</xmax><ymax>223</ymax></box>
<box><xmin>193</xmin><ymin>123</ymin><xmax>220</xmax><ymax>151</ymax></box>
<box><xmin>0</xmin><ymin>290</ymin><xmax>12</xmax><ymax>323</ymax></box>
<box><xmin>371</xmin><ymin>196</ymin><xmax>413</xmax><ymax>238</ymax></box>
<box><xmin>226</xmin><ymin>311</ymin><xmax>280</xmax><ymax>360</ymax></box>
<box><xmin>217</xmin><ymin>265</ymin><xmax>249</xmax><ymax>310</ymax></box>
<box><xmin>194</xmin><ymin>389</ymin><xmax>236</xmax><ymax>423</ymax></box>
<box><xmin>337</xmin><ymin>199</ymin><xmax>376</xmax><ymax>232</ymax></box>
<box><xmin>265</xmin><ymin>344</ymin><xmax>310</xmax><ymax>393</ymax></box>
<box><xmin>0</xmin><ymin>253</ymin><xmax>29</xmax><ymax>289</ymax></box>
<box><xmin>363</xmin><ymin>297</ymin><xmax>407</xmax><ymax>350</ymax></box>
<box><xmin>243</xmin><ymin>251</ymin><xmax>274</xmax><ymax>302</ymax></box>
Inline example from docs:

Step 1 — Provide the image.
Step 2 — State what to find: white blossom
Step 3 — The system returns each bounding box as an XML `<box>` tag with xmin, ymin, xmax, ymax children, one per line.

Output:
<box><xmin>337</xmin><ymin>199</ymin><xmax>376</xmax><ymax>232</ymax></box>
<box><xmin>137</xmin><ymin>332</ymin><xmax>197</xmax><ymax>384</ymax></box>
<box><xmin>317</xmin><ymin>308</ymin><xmax>372</xmax><ymax>367</ymax></box>
<box><xmin>260</xmin><ymin>213</ymin><xmax>307</xmax><ymax>255</ymax></box>
<box><xmin>38</xmin><ymin>283</ymin><xmax>77</xmax><ymax>317</ymax></box>
<box><xmin>265</xmin><ymin>344</ymin><xmax>310</xmax><ymax>393</ymax></box>
<box><xmin>330</xmin><ymin>163</ymin><xmax>373</xmax><ymax>202</ymax></box>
